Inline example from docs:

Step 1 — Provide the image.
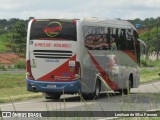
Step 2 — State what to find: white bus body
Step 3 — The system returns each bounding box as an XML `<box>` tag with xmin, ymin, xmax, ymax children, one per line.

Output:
<box><xmin>26</xmin><ymin>18</ymin><xmax>141</xmax><ymax>99</ymax></box>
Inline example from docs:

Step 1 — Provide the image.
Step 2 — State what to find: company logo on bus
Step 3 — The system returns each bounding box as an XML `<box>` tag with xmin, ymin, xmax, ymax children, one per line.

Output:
<box><xmin>43</xmin><ymin>21</ymin><xmax>62</xmax><ymax>37</ymax></box>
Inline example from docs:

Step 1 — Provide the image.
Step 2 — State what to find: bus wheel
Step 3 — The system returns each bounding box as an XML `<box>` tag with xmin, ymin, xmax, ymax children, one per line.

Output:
<box><xmin>81</xmin><ymin>80</ymin><xmax>101</xmax><ymax>100</ymax></box>
<box><xmin>94</xmin><ymin>80</ymin><xmax>101</xmax><ymax>99</ymax></box>
<box><xmin>81</xmin><ymin>93</ymin><xmax>94</xmax><ymax>100</ymax></box>
<box><xmin>44</xmin><ymin>93</ymin><xmax>61</xmax><ymax>100</ymax></box>
<box><xmin>123</xmin><ymin>79</ymin><xmax>131</xmax><ymax>95</ymax></box>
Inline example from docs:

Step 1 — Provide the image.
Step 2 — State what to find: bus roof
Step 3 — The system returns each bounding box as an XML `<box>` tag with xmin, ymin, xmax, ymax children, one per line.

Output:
<box><xmin>80</xmin><ymin>18</ymin><xmax>137</xmax><ymax>31</ymax></box>
<box><xmin>31</xmin><ymin>18</ymin><xmax>137</xmax><ymax>31</ymax></box>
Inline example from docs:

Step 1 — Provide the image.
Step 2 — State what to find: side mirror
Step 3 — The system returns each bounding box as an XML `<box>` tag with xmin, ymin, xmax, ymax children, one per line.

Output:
<box><xmin>138</xmin><ymin>39</ymin><xmax>146</xmax><ymax>55</ymax></box>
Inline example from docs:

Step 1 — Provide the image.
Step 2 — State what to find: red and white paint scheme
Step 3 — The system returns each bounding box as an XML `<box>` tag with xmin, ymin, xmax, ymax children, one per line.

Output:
<box><xmin>26</xmin><ymin>18</ymin><xmax>144</xmax><ymax>99</ymax></box>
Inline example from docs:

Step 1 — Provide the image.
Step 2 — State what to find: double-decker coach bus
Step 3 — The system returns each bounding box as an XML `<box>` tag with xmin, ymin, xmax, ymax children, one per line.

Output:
<box><xmin>26</xmin><ymin>18</ymin><xmax>144</xmax><ymax>99</ymax></box>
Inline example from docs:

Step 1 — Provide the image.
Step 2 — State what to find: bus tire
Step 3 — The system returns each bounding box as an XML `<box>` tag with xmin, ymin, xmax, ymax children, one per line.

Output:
<box><xmin>44</xmin><ymin>93</ymin><xmax>61</xmax><ymax>100</ymax></box>
<box><xmin>82</xmin><ymin>80</ymin><xmax>101</xmax><ymax>100</ymax></box>
<box><xmin>123</xmin><ymin>79</ymin><xmax>132</xmax><ymax>95</ymax></box>
<box><xmin>94</xmin><ymin>80</ymin><xmax>101</xmax><ymax>99</ymax></box>
<box><xmin>81</xmin><ymin>93</ymin><xmax>94</xmax><ymax>100</ymax></box>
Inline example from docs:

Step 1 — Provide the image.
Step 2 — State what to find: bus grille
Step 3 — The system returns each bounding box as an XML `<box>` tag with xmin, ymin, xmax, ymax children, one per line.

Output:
<box><xmin>33</xmin><ymin>50</ymin><xmax>73</xmax><ymax>59</ymax></box>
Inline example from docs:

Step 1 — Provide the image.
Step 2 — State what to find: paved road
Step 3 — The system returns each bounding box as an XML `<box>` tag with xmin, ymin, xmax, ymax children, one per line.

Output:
<box><xmin>1</xmin><ymin>81</ymin><xmax>160</xmax><ymax>119</ymax></box>
<box><xmin>0</xmin><ymin>69</ymin><xmax>25</xmax><ymax>74</ymax></box>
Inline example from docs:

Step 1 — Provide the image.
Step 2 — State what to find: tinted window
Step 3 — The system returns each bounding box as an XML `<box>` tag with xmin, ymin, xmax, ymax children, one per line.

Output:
<box><xmin>133</xmin><ymin>31</ymin><xmax>140</xmax><ymax>64</ymax></box>
<box><xmin>110</xmin><ymin>28</ymin><xmax>117</xmax><ymax>50</ymax></box>
<box><xmin>83</xmin><ymin>26</ymin><xmax>110</xmax><ymax>50</ymax></box>
<box><xmin>30</xmin><ymin>20</ymin><xmax>77</xmax><ymax>41</ymax></box>
<box><xmin>115</xmin><ymin>29</ymin><xmax>135</xmax><ymax>51</ymax></box>
<box><xmin>83</xmin><ymin>26</ymin><xmax>137</xmax><ymax>54</ymax></box>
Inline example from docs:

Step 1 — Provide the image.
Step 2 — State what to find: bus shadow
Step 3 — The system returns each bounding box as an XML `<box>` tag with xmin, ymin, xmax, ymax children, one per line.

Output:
<box><xmin>45</xmin><ymin>92</ymin><xmax>160</xmax><ymax>103</ymax></box>
<box><xmin>45</xmin><ymin>92</ymin><xmax>123</xmax><ymax>103</ymax></box>
<box><xmin>119</xmin><ymin>93</ymin><xmax>160</xmax><ymax>104</ymax></box>
<box><xmin>98</xmin><ymin>92</ymin><xmax>160</xmax><ymax>104</ymax></box>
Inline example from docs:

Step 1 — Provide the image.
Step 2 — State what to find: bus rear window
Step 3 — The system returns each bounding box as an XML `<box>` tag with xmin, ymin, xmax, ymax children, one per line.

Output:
<box><xmin>30</xmin><ymin>20</ymin><xmax>77</xmax><ymax>41</ymax></box>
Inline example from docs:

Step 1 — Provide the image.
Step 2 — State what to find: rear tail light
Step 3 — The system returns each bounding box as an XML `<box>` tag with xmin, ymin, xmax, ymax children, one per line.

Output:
<box><xmin>69</xmin><ymin>61</ymin><xmax>81</xmax><ymax>80</ymax></box>
<box><xmin>32</xmin><ymin>19</ymin><xmax>37</xmax><ymax>22</ymax></box>
<box><xmin>74</xmin><ymin>62</ymin><xmax>81</xmax><ymax>79</ymax></box>
<box><xmin>72</xmin><ymin>20</ymin><xmax>77</xmax><ymax>24</ymax></box>
<box><xmin>26</xmin><ymin>60</ymin><xmax>35</xmax><ymax>80</ymax></box>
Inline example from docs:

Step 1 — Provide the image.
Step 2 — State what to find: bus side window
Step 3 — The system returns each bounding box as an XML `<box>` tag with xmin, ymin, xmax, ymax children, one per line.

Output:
<box><xmin>110</xmin><ymin>28</ymin><xmax>117</xmax><ymax>50</ymax></box>
<box><xmin>117</xmin><ymin>29</ymin><xmax>126</xmax><ymax>50</ymax></box>
<box><xmin>107</xmin><ymin>28</ymin><xmax>111</xmax><ymax>50</ymax></box>
<box><xmin>115</xmin><ymin>28</ymin><xmax>119</xmax><ymax>49</ymax></box>
<box><xmin>126</xmin><ymin>29</ymin><xmax>134</xmax><ymax>52</ymax></box>
<box><xmin>133</xmin><ymin>30</ymin><xmax>140</xmax><ymax>64</ymax></box>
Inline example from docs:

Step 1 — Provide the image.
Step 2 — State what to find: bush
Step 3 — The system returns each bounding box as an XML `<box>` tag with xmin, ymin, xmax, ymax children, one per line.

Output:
<box><xmin>140</xmin><ymin>59</ymin><xmax>155</xmax><ymax>67</ymax></box>
<box><xmin>15</xmin><ymin>60</ymin><xmax>26</xmax><ymax>69</ymax></box>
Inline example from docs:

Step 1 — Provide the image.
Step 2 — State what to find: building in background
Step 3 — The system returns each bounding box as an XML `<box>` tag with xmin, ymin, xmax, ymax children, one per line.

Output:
<box><xmin>0</xmin><ymin>53</ymin><xmax>23</xmax><ymax>69</ymax></box>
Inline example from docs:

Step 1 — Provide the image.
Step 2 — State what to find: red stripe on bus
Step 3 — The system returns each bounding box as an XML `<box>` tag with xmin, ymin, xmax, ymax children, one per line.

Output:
<box><xmin>122</xmin><ymin>50</ymin><xmax>136</xmax><ymax>62</ymax></box>
<box><xmin>37</xmin><ymin>55</ymin><xmax>76</xmax><ymax>82</ymax></box>
<box><xmin>26</xmin><ymin>60</ymin><xmax>35</xmax><ymax>80</ymax></box>
<box><xmin>88</xmin><ymin>51</ymin><xmax>119</xmax><ymax>90</ymax></box>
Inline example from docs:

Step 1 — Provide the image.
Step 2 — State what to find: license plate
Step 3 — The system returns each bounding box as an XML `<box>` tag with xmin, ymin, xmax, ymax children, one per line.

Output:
<box><xmin>47</xmin><ymin>85</ymin><xmax>56</xmax><ymax>88</ymax></box>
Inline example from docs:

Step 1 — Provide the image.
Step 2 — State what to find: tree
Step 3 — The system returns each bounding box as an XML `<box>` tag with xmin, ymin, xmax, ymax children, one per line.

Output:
<box><xmin>140</xmin><ymin>21</ymin><xmax>160</xmax><ymax>60</ymax></box>
<box><xmin>6</xmin><ymin>20</ymin><xmax>27</xmax><ymax>56</ymax></box>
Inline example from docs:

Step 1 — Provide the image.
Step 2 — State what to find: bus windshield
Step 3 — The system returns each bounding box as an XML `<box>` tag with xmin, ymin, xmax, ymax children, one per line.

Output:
<box><xmin>30</xmin><ymin>19</ymin><xmax>77</xmax><ymax>41</ymax></box>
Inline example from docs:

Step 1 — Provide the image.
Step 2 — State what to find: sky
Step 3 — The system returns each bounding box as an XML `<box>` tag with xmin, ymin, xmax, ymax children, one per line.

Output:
<box><xmin>0</xmin><ymin>0</ymin><xmax>159</xmax><ymax>20</ymax></box>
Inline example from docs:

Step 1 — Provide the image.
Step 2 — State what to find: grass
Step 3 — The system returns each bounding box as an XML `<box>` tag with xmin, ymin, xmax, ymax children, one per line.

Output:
<box><xmin>0</xmin><ymin>74</ymin><xmax>42</xmax><ymax>103</ymax></box>
<box><xmin>0</xmin><ymin>74</ymin><xmax>25</xmax><ymax>88</ymax></box>
<box><xmin>141</xmin><ymin>59</ymin><xmax>160</xmax><ymax>67</ymax></box>
<box><xmin>0</xmin><ymin>70</ymin><xmax>160</xmax><ymax>119</ymax></box>
<box><xmin>0</xmin><ymin>41</ymin><xmax>6</xmax><ymax>52</ymax></box>
<box><xmin>140</xmin><ymin>67</ymin><xmax>160</xmax><ymax>84</ymax></box>
<box><xmin>118</xmin><ymin>117</ymin><xmax>160</xmax><ymax>120</ymax></box>
<box><xmin>14</xmin><ymin>60</ymin><xmax>26</xmax><ymax>69</ymax></box>
<box><xmin>0</xmin><ymin>60</ymin><xmax>159</xmax><ymax>103</ymax></box>
<box><xmin>140</xmin><ymin>59</ymin><xmax>160</xmax><ymax>83</ymax></box>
